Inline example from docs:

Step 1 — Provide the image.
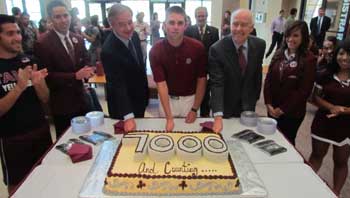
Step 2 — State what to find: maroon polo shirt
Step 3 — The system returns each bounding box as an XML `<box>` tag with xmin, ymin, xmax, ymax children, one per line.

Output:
<box><xmin>150</xmin><ymin>36</ymin><xmax>207</xmax><ymax>96</ymax></box>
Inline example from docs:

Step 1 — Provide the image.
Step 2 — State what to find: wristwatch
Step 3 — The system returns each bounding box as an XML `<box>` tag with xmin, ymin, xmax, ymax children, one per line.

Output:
<box><xmin>191</xmin><ymin>107</ymin><xmax>198</xmax><ymax>113</ymax></box>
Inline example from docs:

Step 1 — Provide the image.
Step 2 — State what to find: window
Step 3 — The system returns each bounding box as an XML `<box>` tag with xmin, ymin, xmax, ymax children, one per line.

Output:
<box><xmin>71</xmin><ymin>0</ymin><xmax>87</xmax><ymax>19</ymax></box>
<box><xmin>122</xmin><ymin>0</ymin><xmax>150</xmax><ymax>23</ymax></box>
<box><xmin>6</xmin><ymin>0</ymin><xmax>41</xmax><ymax>25</ymax></box>
<box><xmin>25</xmin><ymin>0</ymin><xmax>41</xmax><ymax>25</ymax></box>
<box><xmin>6</xmin><ymin>0</ymin><xmax>23</xmax><ymax>15</ymax></box>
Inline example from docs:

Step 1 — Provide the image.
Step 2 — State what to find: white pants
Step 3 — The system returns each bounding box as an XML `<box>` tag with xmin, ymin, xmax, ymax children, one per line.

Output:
<box><xmin>159</xmin><ymin>95</ymin><xmax>195</xmax><ymax>117</ymax></box>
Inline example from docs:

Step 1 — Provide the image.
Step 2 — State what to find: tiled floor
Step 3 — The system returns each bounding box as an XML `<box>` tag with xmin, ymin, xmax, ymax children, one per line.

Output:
<box><xmin>1</xmin><ymin>79</ymin><xmax>349</xmax><ymax>198</ymax></box>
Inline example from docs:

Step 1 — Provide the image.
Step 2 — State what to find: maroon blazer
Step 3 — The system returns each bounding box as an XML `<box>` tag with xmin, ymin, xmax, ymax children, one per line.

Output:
<box><xmin>264</xmin><ymin>51</ymin><xmax>316</xmax><ymax>118</ymax></box>
<box><xmin>34</xmin><ymin>30</ymin><xmax>90</xmax><ymax>115</ymax></box>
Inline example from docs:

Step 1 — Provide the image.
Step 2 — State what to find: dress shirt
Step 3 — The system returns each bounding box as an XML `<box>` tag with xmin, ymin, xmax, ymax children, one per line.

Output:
<box><xmin>53</xmin><ymin>29</ymin><xmax>74</xmax><ymax>54</ymax></box>
<box><xmin>317</xmin><ymin>16</ymin><xmax>324</xmax><ymax>33</ymax></box>
<box><xmin>197</xmin><ymin>24</ymin><xmax>207</xmax><ymax>34</ymax></box>
<box><xmin>270</xmin><ymin>16</ymin><xmax>285</xmax><ymax>33</ymax></box>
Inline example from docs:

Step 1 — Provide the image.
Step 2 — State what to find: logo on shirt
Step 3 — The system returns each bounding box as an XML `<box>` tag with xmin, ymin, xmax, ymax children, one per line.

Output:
<box><xmin>72</xmin><ymin>37</ymin><xmax>78</xmax><ymax>44</ymax></box>
<box><xmin>21</xmin><ymin>57</ymin><xmax>30</xmax><ymax>63</ymax></box>
<box><xmin>289</xmin><ymin>61</ymin><xmax>297</xmax><ymax>68</ymax></box>
<box><xmin>186</xmin><ymin>58</ymin><xmax>192</xmax><ymax>64</ymax></box>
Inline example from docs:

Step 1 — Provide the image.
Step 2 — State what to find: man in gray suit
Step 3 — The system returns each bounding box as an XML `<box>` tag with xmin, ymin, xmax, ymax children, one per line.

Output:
<box><xmin>209</xmin><ymin>9</ymin><xmax>266</xmax><ymax>133</ymax></box>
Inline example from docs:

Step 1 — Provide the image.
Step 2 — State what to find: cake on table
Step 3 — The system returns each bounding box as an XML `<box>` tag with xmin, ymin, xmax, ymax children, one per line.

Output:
<box><xmin>103</xmin><ymin>131</ymin><xmax>241</xmax><ymax>195</ymax></box>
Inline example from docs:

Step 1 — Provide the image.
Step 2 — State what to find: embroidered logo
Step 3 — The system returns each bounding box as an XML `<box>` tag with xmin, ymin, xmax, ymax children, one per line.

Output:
<box><xmin>289</xmin><ymin>61</ymin><xmax>297</xmax><ymax>68</ymax></box>
<box><xmin>21</xmin><ymin>57</ymin><xmax>30</xmax><ymax>63</ymax></box>
<box><xmin>186</xmin><ymin>58</ymin><xmax>192</xmax><ymax>64</ymax></box>
<box><xmin>72</xmin><ymin>37</ymin><xmax>78</xmax><ymax>44</ymax></box>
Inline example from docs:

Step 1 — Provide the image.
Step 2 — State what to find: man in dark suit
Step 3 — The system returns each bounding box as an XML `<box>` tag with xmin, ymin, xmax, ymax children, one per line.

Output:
<box><xmin>185</xmin><ymin>7</ymin><xmax>219</xmax><ymax>117</ymax></box>
<box><xmin>34</xmin><ymin>1</ymin><xmax>94</xmax><ymax>138</ymax></box>
<box><xmin>209</xmin><ymin>9</ymin><xmax>266</xmax><ymax>133</ymax></box>
<box><xmin>101</xmin><ymin>4</ymin><xmax>148</xmax><ymax>132</ymax></box>
<box><xmin>310</xmin><ymin>7</ymin><xmax>331</xmax><ymax>48</ymax></box>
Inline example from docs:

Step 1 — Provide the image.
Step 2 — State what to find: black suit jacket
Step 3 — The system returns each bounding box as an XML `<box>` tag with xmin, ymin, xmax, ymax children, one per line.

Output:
<box><xmin>101</xmin><ymin>32</ymin><xmax>149</xmax><ymax>119</ymax></box>
<box><xmin>209</xmin><ymin>35</ymin><xmax>266</xmax><ymax>117</ymax></box>
<box><xmin>34</xmin><ymin>30</ymin><xmax>90</xmax><ymax>115</ymax></box>
<box><xmin>310</xmin><ymin>16</ymin><xmax>331</xmax><ymax>46</ymax></box>
<box><xmin>184</xmin><ymin>25</ymin><xmax>219</xmax><ymax>53</ymax></box>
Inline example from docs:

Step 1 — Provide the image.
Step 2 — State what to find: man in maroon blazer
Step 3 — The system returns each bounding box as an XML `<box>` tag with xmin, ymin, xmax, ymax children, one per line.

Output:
<box><xmin>34</xmin><ymin>1</ymin><xmax>94</xmax><ymax>138</ymax></box>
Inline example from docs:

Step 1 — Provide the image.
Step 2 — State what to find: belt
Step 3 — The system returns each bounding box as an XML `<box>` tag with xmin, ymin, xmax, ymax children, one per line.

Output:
<box><xmin>169</xmin><ymin>95</ymin><xmax>180</xmax><ymax>100</ymax></box>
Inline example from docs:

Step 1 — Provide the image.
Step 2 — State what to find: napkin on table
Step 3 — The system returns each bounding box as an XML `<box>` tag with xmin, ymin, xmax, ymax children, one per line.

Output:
<box><xmin>67</xmin><ymin>143</ymin><xmax>93</xmax><ymax>163</ymax></box>
<box><xmin>114</xmin><ymin>120</ymin><xmax>126</xmax><ymax>134</ymax></box>
<box><xmin>200</xmin><ymin>121</ymin><xmax>214</xmax><ymax>132</ymax></box>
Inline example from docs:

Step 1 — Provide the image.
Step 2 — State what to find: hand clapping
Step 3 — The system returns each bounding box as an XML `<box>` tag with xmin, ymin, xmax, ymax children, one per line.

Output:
<box><xmin>75</xmin><ymin>66</ymin><xmax>95</xmax><ymax>80</ymax></box>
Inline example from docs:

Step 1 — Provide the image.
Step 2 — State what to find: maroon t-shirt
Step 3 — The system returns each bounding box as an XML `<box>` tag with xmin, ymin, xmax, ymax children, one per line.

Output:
<box><xmin>150</xmin><ymin>36</ymin><xmax>207</xmax><ymax>96</ymax></box>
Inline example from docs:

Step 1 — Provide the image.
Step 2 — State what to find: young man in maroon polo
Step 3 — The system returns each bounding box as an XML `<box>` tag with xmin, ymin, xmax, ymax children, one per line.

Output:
<box><xmin>149</xmin><ymin>6</ymin><xmax>207</xmax><ymax>131</ymax></box>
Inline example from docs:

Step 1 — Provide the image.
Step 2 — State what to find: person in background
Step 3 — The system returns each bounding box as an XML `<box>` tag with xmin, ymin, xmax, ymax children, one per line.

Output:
<box><xmin>308</xmin><ymin>34</ymin><xmax>319</xmax><ymax>56</ymax></box>
<box><xmin>134</xmin><ymin>12</ymin><xmax>150</xmax><ymax>63</ymax></box>
<box><xmin>264</xmin><ymin>21</ymin><xmax>316</xmax><ymax>145</ymax></box>
<box><xmin>221</xmin><ymin>10</ymin><xmax>231</xmax><ymax>37</ymax></box>
<box><xmin>102</xmin><ymin>8</ymin><xmax>112</xmax><ymax>45</ymax></box>
<box><xmin>185</xmin><ymin>15</ymin><xmax>192</xmax><ymax>29</ymax></box>
<box><xmin>284</xmin><ymin>8</ymin><xmax>297</xmax><ymax>31</ymax></box>
<box><xmin>316</xmin><ymin>36</ymin><xmax>337</xmax><ymax>80</ymax></box>
<box><xmin>34</xmin><ymin>1</ymin><xmax>93</xmax><ymax>138</ymax></box>
<box><xmin>150</xmin><ymin>6</ymin><xmax>207</xmax><ymax>131</ymax></box>
<box><xmin>265</xmin><ymin>9</ymin><xmax>285</xmax><ymax>58</ymax></box>
<box><xmin>308</xmin><ymin>40</ymin><xmax>350</xmax><ymax>196</ymax></box>
<box><xmin>38</xmin><ymin>18</ymin><xmax>52</xmax><ymax>37</ymax></box>
<box><xmin>185</xmin><ymin>6</ymin><xmax>219</xmax><ymax>117</ymax></box>
<box><xmin>101</xmin><ymin>3</ymin><xmax>149</xmax><ymax>132</ymax></box>
<box><xmin>0</xmin><ymin>14</ymin><xmax>51</xmax><ymax>193</ymax></box>
<box><xmin>209</xmin><ymin>9</ymin><xmax>266</xmax><ymax>133</ymax></box>
<box><xmin>11</xmin><ymin>7</ymin><xmax>21</xmax><ymax>24</ymax></box>
<box><xmin>69</xmin><ymin>7</ymin><xmax>82</xmax><ymax>35</ymax></box>
<box><xmin>310</xmin><ymin>7</ymin><xmax>331</xmax><ymax>48</ymax></box>
<box><xmin>19</xmin><ymin>12</ymin><xmax>37</xmax><ymax>55</ymax></box>
<box><xmin>82</xmin><ymin>16</ymin><xmax>102</xmax><ymax>66</ymax></box>
<box><xmin>150</xmin><ymin>12</ymin><xmax>161</xmax><ymax>45</ymax></box>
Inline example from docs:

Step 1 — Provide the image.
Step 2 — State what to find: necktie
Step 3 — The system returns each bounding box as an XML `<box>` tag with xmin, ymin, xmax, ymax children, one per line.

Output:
<box><xmin>200</xmin><ymin>26</ymin><xmax>204</xmax><ymax>40</ymax></box>
<box><xmin>64</xmin><ymin>36</ymin><xmax>75</xmax><ymax>64</ymax></box>
<box><xmin>128</xmin><ymin>40</ymin><xmax>139</xmax><ymax>65</ymax></box>
<box><xmin>317</xmin><ymin>17</ymin><xmax>322</xmax><ymax>34</ymax></box>
<box><xmin>238</xmin><ymin>46</ymin><xmax>247</xmax><ymax>75</ymax></box>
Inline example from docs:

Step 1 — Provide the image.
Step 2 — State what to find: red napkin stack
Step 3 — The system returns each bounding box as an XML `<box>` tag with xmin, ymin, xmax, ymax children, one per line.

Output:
<box><xmin>114</xmin><ymin>120</ymin><xmax>126</xmax><ymax>134</ymax></box>
<box><xmin>67</xmin><ymin>143</ymin><xmax>93</xmax><ymax>163</ymax></box>
<box><xmin>200</xmin><ymin>121</ymin><xmax>214</xmax><ymax>132</ymax></box>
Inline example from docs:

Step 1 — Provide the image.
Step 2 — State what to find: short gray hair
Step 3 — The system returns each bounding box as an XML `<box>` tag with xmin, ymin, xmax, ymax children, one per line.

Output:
<box><xmin>230</xmin><ymin>9</ymin><xmax>254</xmax><ymax>26</ymax></box>
<box><xmin>108</xmin><ymin>3</ymin><xmax>132</xmax><ymax>24</ymax></box>
<box><xmin>195</xmin><ymin>7</ymin><xmax>208</xmax><ymax>17</ymax></box>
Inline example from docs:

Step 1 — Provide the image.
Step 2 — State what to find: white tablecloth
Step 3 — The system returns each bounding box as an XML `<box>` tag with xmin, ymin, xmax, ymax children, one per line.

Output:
<box><xmin>11</xmin><ymin>118</ymin><xmax>335</xmax><ymax>198</ymax></box>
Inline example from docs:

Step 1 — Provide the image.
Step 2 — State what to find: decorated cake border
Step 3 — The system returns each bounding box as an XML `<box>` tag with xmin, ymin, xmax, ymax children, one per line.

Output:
<box><xmin>106</xmin><ymin>130</ymin><xmax>239</xmax><ymax>181</ymax></box>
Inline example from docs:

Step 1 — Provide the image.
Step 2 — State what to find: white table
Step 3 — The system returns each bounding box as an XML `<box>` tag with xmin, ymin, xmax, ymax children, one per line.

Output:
<box><xmin>11</xmin><ymin>118</ymin><xmax>336</xmax><ymax>198</ymax></box>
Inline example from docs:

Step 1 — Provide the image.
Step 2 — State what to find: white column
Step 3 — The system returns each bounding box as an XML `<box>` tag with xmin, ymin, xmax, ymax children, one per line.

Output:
<box><xmin>0</xmin><ymin>0</ymin><xmax>8</xmax><ymax>14</ymax></box>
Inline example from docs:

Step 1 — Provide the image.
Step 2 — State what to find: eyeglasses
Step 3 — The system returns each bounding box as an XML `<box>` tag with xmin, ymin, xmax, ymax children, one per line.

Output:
<box><xmin>232</xmin><ymin>22</ymin><xmax>251</xmax><ymax>28</ymax></box>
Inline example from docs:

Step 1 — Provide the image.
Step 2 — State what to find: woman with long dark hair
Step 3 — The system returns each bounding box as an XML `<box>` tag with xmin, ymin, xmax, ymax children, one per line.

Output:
<box><xmin>309</xmin><ymin>40</ymin><xmax>350</xmax><ymax>196</ymax></box>
<box><xmin>263</xmin><ymin>21</ymin><xmax>316</xmax><ymax>145</ymax></box>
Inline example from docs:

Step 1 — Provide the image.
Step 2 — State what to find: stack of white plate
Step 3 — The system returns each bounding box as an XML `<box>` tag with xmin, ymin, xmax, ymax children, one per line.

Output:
<box><xmin>71</xmin><ymin>116</ymin><xmax>91</xmax><ymax>134</ymax></box>
<box><xmin>240</xmin><ymin>111</ymin><xmax>258</xmax><ymax>127</ymax></box>
<box><xmin>85</xmin><ymin>111</ymin><xmax>104</xmax><ymax>128</ymax></box>
<box><xmin>257</xmin><ymin>117</ymin><xmax>277</xmax><ymax>135</ymax></box>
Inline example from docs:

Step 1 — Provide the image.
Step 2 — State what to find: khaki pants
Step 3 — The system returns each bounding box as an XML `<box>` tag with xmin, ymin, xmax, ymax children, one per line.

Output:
<box><xmin>159</xmin><ymin>95</ymin><xmax>195</xmax><ymax>117</ymax></box>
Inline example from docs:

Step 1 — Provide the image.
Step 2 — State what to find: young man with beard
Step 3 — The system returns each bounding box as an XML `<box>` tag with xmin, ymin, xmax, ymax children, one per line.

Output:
<box><xmin>0</xmin><ymin>14</ymin><xmax>51</xmax><ymax>193</ymax></box>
